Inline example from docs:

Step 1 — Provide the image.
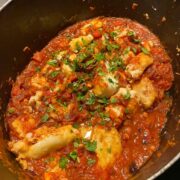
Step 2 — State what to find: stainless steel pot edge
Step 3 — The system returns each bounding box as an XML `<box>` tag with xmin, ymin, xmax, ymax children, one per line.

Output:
<box><xmin>0</xmin><ymin>0</ymin><xmax>13</xmax><ymax>11</ymax></box>
<box><xmin>148</xmin><ymin>152</ymin><xmax>180</xmax><ymax>180</ymax></box>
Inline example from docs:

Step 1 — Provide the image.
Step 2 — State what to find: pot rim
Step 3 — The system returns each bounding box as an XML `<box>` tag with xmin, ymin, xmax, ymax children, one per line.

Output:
<box><xmin>0</xmin><ymin>0</ymin><xmax>179</xmax><ymax>179</ymax></box>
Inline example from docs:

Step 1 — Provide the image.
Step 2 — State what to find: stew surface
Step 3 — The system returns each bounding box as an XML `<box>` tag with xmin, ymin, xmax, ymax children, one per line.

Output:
<box><xmin>5</xmin><ymin>17</ymin><xmax>173</xmax><ymax>180</ymax></box>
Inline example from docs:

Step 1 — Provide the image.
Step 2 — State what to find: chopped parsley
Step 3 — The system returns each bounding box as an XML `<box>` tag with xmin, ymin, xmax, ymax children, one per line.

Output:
<box><xmin>110</xmin><ymin>97</ymin><xmax>117</xmax><ymax>103</ymax></box>
<box><xmin>51</xmin><ymin>51</ymin><xmax>61</xmax><ymax>58</ymax></box>
<box><xmin>87</xmin><ymin>42</ymin><xmax>96</xmax><ymax>53</ymax></box>
<box><xmin>123</xmin><ymin>90</ymin><xmax>131</xmax><ymax>100</ymax></box>
<box><xmin>87</xmin><ymin>158</ymin><xmax>96</xmax><ymax>166</ymax></box>
<box><xmin>94</xmin><ymin>53</ymin><xmax>105</xmax><ymax>61</ymax></box>
<box><xmin>57</xmin><ymin>99</ymin><xmax>67</xmax><ymax>107</ymax></box>
<box><xmin>8</xmin><ymin>108</ymin><xmax>15</xmax><ymax>114</ymax></box>
<box><xmin>125</xmin><ymin>108</ymin><xmax>130</xmax><ymax>114</ymax></box>
<box><xmin>97</xmin><ymin>97</ymin><xmax>109</xmax><ymax>105</ymax></box>
<box><xmin>83</xmin><ymin>139</ymin><xmax>97</xmax><ymax>152</ymax></box>
<box><xmin>45</xmin><ymin>157</ymin><xmax>55</xmax><ymax>163</ymax></box>
<box><xmin>77</xmin><ymin>53</ymin><xmax>88</xmax><ymax>62</ymax></box>
<box><xmin>73</xmin><ymin>138</ymin><xmax>81</xmax><ymax>148</ymax></box>
<box><xmin>141</xmin><ymin>47</ymin><xmax>150</xmax><ymax>55</ymax></box>
<box><xmin>47</xmin><ymin>104</ymin><xmax>56</xmax><ymax>112</ymax></box>
<box><xmin>86</xmin><ymin>93</ymin><xmax>96</xmax><ymax>105</ymax></box>
<box><xmin>132</xmin><ymin>47</ymin><xmax>137</xmax><ymax>54</ymax></box>
<box><xmin>75</xmin><ymin>42</ymin><xmax>81</xmax><ymax>52</ymax></box>
<box><xmin>109</xmin><ymin>57</ymin><xmax>125</xmax><ymax>72</ymax></box>
<box><xmin>85</xmin><ymin>59</ymin><xmax>95</xmax><ymax>67</ymax></box>
<box><xmin>77</xmin><ymin>92</ymin><xmax>85</xmax><ymax>101</ymax></box>
<box><xmin>69</xmin><ymin>151</ymin><xmax>78</xmax><ymax>161</ymax></box>
<box><xmin>97</xmin><ymin>68</ymin><xmax>105</xmax><ymax>76</ymax></box>
<box><xmin>110</xmin><ymin>31</ymin><xmax>118</xmax><ymax>38</ymax></box>
<box><xmin>133</xmin><ymin>38</ymin><xmax>141</xmax><ymax>43</ymax></box>
<box><xmin>72</xmin><ymin>122</ymin><xmax>80</xmax><ymax>129</ymax></box>
<box><xmin>107</xmin><ymin>43</ymin><xmax>120</xmax><ymax>51</ymax></box>
<box><xmin>108</xmin><ymin>78</ymin><xmax>115</xmax><ymax>84</ymax></box>
<box><xmin>41</xmin><ymin>113</ymin><xmax>49</xmax><ymax>122</ymax></box>
<box><xmin>59</xmin><ymin>157</ymin><xmax>69</xmax><ymax>169</ymax></box>
<box><xmin>127</xmin><ymin>31</ymin><xmax>135</xmax><ymax>37</ymax></box>
<box><xmin>71</xmin><ymin>59</ymin><xmax>80</xmax><ymax>71</ymax></box>
<box><xmin>49</xmin><ymin>70</ymin><xmax>60</xmax><ymax>78</ymax></box>
<box><xmin>123</xmin><ymin>47</ymin><xmax>131</xmax><ymax>54</ymax></box>
<box><xmin>81</xmin><ymin>37</ymin><xmax>87</xmax><ymax>46</ymax></box>
<box><xmin>99</xmin><ymin>120</ymin><xmax>107</xmax><ymax>125</ymax></box>
<box><xmin>47</xmin><ymin>59</ymin><xmax>58</xmax><ymax>66</ymax></box>
<box><xmin>99</xmin><ymin>112</ymin><xmax>110</xmax><ymax>121</ymax></box>
<box><xmin>35</xmin><ymin>67</ymin><xmax>41</xmax><ymax>72</ymax></box>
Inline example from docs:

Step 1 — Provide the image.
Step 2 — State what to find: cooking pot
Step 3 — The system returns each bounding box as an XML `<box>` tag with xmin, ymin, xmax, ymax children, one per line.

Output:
<box><xmin>0</xmin><ymin>0</ymin><xmax>179</xmax><ymax>179</ymax></box>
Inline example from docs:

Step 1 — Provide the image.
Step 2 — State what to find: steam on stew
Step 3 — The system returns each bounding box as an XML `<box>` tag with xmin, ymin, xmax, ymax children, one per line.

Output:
<box><xmin>5</xmin><ymin>17</ymin><xmax>173</xmax><ymax>180</ymax></box>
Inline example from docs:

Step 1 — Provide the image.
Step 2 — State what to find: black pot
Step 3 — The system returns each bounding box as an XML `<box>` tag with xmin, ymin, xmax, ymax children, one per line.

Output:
<box><xmin>0</xmin><ymin>0</ymin><xmax>179</xmax><ymax>179</ymax></box>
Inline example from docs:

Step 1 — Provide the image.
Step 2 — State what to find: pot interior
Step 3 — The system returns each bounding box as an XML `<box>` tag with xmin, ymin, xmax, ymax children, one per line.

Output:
<box><xmin>0</xmin><ymin>0</ymin><xmax>179</xmax><ymax>179</ymax></box>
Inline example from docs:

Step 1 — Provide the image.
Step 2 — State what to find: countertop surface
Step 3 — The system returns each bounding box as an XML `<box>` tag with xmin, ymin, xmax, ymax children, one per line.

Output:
<box><xmin>0</xmin><ymin>0</ymin><xmax>179</xmax><ymax>179</ymax></box>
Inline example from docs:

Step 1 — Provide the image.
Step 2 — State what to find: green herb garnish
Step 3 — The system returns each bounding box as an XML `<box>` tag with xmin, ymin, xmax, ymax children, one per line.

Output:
<box><xmin>72</xmin><ymin>122</ymin><xmax>80</xmax><ymax>129</ymax></box>
<box><xmin>110</xmin><ymin>31</ymin><xmax>118</xmax><ymax>38</ymax></box>
<box><xmin>83</xmin><ymin>139</ymin><xmax>97</xmax><ymax>152</ymax></box>
<box><xmin>97</xmin><ymin>97</ymin><xmax>109</xmax><ymax>105</ymax></box>
<box><xmin>110</xmin><ymin>97</ymin><xmax>117</xmax><ymax>103</ymax></box>
<box><xmin>108</xmin><ymin>78</ymin><xmax>115</xmax><ymax>84</ymax></box>
<box><xmin>87</xmin><ymin>158</ymin><xmax>96</xmax><ymax>166</ymax></box>
<box><xmin>57</xmin><ymin>99</ymin><xmax>67</xmax><ymax>107</ymax></box>
<box><xmin>123</xmin><ymin>90</ymin><xmax>131</xmax><ymax>100</ymax></box>
<box><xmin>41</xmin><ymin>113</ymin><xmax>49</xmax><ymax>122</ymax></box>
<box><xmin>47</xmin><ymin>59</ymin><xmax>58</xmax><ymax>66</ymax></box>
<box><xmin>86</xmin><ymin>93</ymin><xmax>96</xmax><ymax>105</ymax></box>
<box><xmin>49</xmin><ymin>71</ymin><xmax>60</xmax><ymax>78</ymax></box>
<box><xmin>69</xmin><ymin>151</ymin><xmax>78</xmax><ymax>161</ymax></box>
<box><xmin>73</xmin><ymin>138</ymin><xmax>81</xmax><ymax>148</ymax></box>
<box><xmin>141</xmin><ymin>47</ymin><xmax>150</xmax><ymax>55</ymax></box>
<box><xmin>35</xmin><ymin>67</ymin><xmax>41</xmax><ymax>72</ymax></box>
<box><xmin>94</xmin><ymin>53</ymin><xmax>105</xmax><ymax>61</ymax></box>
<box><xmin>8</xmin><ymin>108</ymin><xmax>15</xmax><ymax>114</ymax></box>
<box><xmin>123</xmin><ymin>47</ymin><xmax>131</xmax><ymax>54</ymax></box>
<box><xmin>59</xmin><ymin>157</ymin><xmax>69</xmax><ymax>169</ymax></box>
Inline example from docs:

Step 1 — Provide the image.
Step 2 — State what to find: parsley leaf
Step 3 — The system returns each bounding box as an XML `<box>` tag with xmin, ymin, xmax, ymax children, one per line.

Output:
<box><xmin>35</xmin><ymin>67</ymin><xmax>41</xmax><ymax>72</ymax></box>
<box><xmin>97</xmin><ymin>97</ymin><xmax>109</xmax><ymax>104</ymax></box>
<box><xmin>110</xmin><ymin>97</ymin><xmax>117</xmax><ymax>103</ymax></box>
<box><xmin>127</xmin><ymin>30</ymin><xmax>135</xmax><ymax>37</ymax></box>
<box><xmin>107</xmin><ymin>43</ymin><xmax>120</xmax><ymax>51</ymax></box>
<box><xmin>110</xmin><ymin>31</ymin><xmax>118</xmax><ymax>38</ymax></box>
<box><xmin>123</xmin><ymin>90</ymin><xmax>131</xmax><ymax>100</ymax></box>
<box><xmin>123</xmin><ymin>47</ymin><xmax>131</xmax><ymax>54</ymax></box>
<box><xmin>57</xmin><ymin>99</ymin><xmax>67</xmax><ymax>107</ymax></box>
<box><xmin>49</xmin><ymin>71</ymin><xmax>60</xmax><ymax>78</ymax></box>
<box><xmin>86</xmin><ymin>93</ymin><xmax>96</xmax><ymax>105</ymax></box>
<box><xmin>41</xmin><ymin>113</ymin><xmax>49</xmax><ymax>122</ymax></box>
<box><xmin>141</xmin><ymin>47</ymin><xmax>150</xmax><ymax>55</ymax></box>
<box><xmin>94</xmin><ymin>53</ymin><xmax>105</xmax><ymax>61</ymax></box>
<box><xmin>73</xmin><ymin>138</ymin><xmax>81</xmax><ymax>148</ymax></box>
<box><xmin>8</xmin><ymin>108</ymin><xmax>15</xmax><ymax>114</ymax></box>
<box><xmin>83</xmin><ymin>139</ymin><xmax>97</xmax><ymax>152</ymax></box>
<box><xmin>69</xmin><ymin>151</ymin><xmax>78</xmax><ymax>161</ymax></box>
<box><xmin>108</xmin><ymin>78</ymin><xmax>114</xmax><ymax>84</ymax></box>
<box><xmin>87</xmin><ymin>158</ymin><xmax>96</xmax><ymax>166</ymax></box>
<box><xmin>72</xmin><ymin>122</ymin><xmax>80</xmax><ymax>129</ymax></box>
<box><xmin>59</xmin><ymin>157</ymin><xmax>69</xmax><ymax>169</ymax></box>
<box><xmin>47</xmin><ymin>59</ymin><xmax>58</xmax><ymax>66</ymax></box>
